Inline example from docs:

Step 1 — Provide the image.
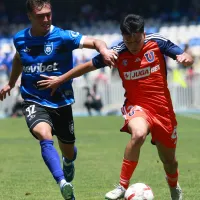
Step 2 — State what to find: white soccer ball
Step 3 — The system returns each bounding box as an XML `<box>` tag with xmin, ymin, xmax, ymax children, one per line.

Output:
<box><xmin>124</xmin><ymin>183</ymin><xmax>154</xmax><ymax>200</ymax></box>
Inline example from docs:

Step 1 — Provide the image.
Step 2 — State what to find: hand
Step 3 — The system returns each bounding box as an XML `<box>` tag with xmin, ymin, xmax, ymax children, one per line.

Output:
<box><xmin>100</xmin><ymin>49</ymin><xmax>118</xmax><ymax>67</ymax></box>
<box><xmin>37</xmin><ymin>75</ymin><xmax>61</xmax><ymax>96</ymax></box>
<box><xmin>176</xmin><ymin>52</ymin><xmax>194</xmax><ymax>67</ymax></box>
<box><xmin>0</xmin><ymin>84</ymin><xmax>13</xmax><ymax>101</ymax></box>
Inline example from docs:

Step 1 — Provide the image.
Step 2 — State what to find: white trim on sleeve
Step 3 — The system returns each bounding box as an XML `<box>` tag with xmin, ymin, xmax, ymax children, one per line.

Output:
<box><xmin>79</xmin><ymin>36</ymin><xmax>87</xmax><ymax>49</ymax></box>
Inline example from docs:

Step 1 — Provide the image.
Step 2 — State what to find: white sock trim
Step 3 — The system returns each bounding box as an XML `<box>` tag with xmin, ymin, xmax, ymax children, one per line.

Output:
<box><xmin>58</xmin><ymin>179</ymin><xmax>67</xmax><ymax>188</ymax></box>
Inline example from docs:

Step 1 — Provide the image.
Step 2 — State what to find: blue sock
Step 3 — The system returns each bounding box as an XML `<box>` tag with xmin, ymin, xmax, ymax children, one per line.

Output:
<box><xmin>40</xmin><ymin>140</ymin><xmax>65</xmax><ymax>183</ymax></box>
<box><xmin>64</xmin><ymin>146</ymin><xmax>77</xmax><ymax>163</ymax></box>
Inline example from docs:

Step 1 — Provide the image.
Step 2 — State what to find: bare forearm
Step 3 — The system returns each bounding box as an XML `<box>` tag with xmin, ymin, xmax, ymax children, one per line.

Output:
<box><xmin>82</xmin><ymin>37</ymin><xmax>116</xmax><ymax>66</ymax></box>
<box><xmin>83</xmin><ymin>37</ymin><xmax>108</xmax><ymax>53</ymax></box>
<box><xmin>8</xmin><ymin>53</ymin><xmax>23</xmax><ymax>87</ymax></box>
<box><xmin>93</xmin><ymin>39</ymin><xmax>108</xmax><ymax>54</ymax></box>
<box><xmin>60</xmin><ymin>61</ymin><xmax>96</xmax><ymax>84</ymax></box>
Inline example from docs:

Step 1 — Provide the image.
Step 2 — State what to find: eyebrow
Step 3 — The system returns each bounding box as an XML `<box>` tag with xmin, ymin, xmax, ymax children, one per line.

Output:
<box><xmin>123</xmin><ymin>37</ymin><xmax>142</xmax><ymax>43</ymax></box>
<box><xmin>35</xmin><ymin>12</ymin><xmax>51</xmax><ymax>16</ymax></box>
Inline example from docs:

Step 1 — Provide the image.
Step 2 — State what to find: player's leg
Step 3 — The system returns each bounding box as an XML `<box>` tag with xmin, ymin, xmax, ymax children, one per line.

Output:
<box><xmin>105</xmin><ymin>106</ymin><xmax>150</xmax><ymax>200</ymax></box>
<box><xmin>156</xmin><ymin>142</ymin><xmax>182</xmax><ymax>200</ymax></box>
<box><xmin>58</xmin><ymin>141</ymin><xmax>77</xmax><ymax>183</ymax></box>
<box><xmin>32</xmin><ymin>122</ymin><xmax>66</xmax><ymax>183</ymax></box>
<box><xmin>22</xmin><ymin>102</ymin><xmax>73</xmax><ymax>199</ymax></box>
<box><xmin>121</xmin><ymin>117</ymin><xmax>149</xmax><ymax>187</ymax></box>
<box><xmin>55</xmin><ymin>105</ymin><xmax>77</xmax><ymax>182</ymax></box>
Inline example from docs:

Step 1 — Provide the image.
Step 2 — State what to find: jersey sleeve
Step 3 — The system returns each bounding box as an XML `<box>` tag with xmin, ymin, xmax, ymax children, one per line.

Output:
<box><xmin>92</xmin><ymin>42</ymin><xmax>126</xmax><ymax>69</ymax></box>
<box><xmin>61</xmin><ymin>30</ymin><xmax>84</xmax><ymax>51</ymax></box>
<box><xmin>92</xmin><ymin>54</ymin><xmax>107</xmax><ymax>69</ymax></box>
<box><xmin>153</xmin><ymin>36</ymin><xmax>184</xmax><ymax>60</ymax></box>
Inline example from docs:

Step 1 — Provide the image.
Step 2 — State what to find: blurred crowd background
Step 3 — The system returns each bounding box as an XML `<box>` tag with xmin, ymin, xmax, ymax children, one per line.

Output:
<box><xmin>0</xmin><ymin>0</ymin><xmax>200</xmax><ymax>117</ymax></box>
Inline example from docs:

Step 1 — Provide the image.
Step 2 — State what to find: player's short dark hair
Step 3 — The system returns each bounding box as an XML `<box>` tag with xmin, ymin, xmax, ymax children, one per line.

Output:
<box><xmin>26</xmin><ymin>0</ymin><xmax>51</xmax><ymax>13</ymax></box>
<box><xmin>120</xmin><ymin>14</ymin><xmax>144</xmax><ymax>35</ymax></box>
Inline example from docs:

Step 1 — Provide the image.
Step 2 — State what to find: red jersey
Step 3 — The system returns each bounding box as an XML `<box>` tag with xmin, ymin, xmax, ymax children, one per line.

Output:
<box><xmin>93</xmin><ymin>33</ymin><xmax>183</xmax><ymax>117</ymax></box>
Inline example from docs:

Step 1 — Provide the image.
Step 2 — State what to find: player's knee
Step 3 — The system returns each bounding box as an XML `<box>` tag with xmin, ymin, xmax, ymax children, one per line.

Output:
<box><xmin>33</xmin><ymin>128</ymin><xmax>52</xmax><ymax>140</ymax></box>
<box><xmin>32</xmin><ymin>122</ymin><xmax>52</xmax><ymax>140</ymax></box>
<box><xmin>130</xmin><ymin>129</ymin><xmax>147</xmax><ymax>146</ymax></box>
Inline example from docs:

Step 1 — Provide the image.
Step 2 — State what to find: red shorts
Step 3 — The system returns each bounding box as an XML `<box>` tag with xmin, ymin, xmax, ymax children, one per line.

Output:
<box><xmin>120</xmin><ymin>104</ymin><xmax>177</xmax><ymax>148</ymax></box>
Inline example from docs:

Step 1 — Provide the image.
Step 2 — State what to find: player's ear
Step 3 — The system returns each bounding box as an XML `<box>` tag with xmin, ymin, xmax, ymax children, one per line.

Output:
<box><xmin>27</xmin><ymin>12</ymin><xmax>31</xmax><ymax>21</ymax></box>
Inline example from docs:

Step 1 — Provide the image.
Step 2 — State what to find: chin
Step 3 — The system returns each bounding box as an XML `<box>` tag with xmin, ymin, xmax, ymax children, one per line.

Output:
<box><xmin>131</xmin><ymin>51</ymin><xmax>139</xmax><ymax>54</ymax></box>
<box><xmin>44</xmin><ymin>27</ymin><xmax>50</xmax><ymax>32</ymax></box>
<box><xmin>41</xmin><ymin>29</ymin><xmax>50</xmax><ymax>35</ymax></box>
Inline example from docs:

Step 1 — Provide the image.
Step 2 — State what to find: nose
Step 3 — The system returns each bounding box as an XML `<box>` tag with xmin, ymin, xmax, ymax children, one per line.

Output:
<box><xmin>44</xmin><ymin>16</ymin><xmax>48</xmax><ymax>21</ymax></box>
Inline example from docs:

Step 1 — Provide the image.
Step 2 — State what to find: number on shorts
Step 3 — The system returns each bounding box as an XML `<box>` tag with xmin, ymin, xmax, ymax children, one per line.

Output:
<box><xmin>171</xmin><ymin>127</ymin><xmax>177</xmax><ymax>139</ymax></box>
<box><xmin>26</xmin><ymin>105</ymin><xmax>36</xmax><ymax>117</ymax></box>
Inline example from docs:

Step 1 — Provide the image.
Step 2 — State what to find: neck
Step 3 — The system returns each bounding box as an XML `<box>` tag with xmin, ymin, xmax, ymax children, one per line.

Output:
<box><xmin>30</xmin><ymin>27</ymin><xmax>48</xmax><ymax>37</ymax></box>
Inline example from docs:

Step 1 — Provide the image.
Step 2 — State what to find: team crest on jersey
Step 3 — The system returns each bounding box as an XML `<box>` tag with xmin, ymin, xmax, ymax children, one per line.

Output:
<box><xmin>122</xmin><ymin>59</ymin><xmax>128</xmax><ymax>66</ymax></box>
<box><xmin>44</xmin><ymin>42</ymin><xmax>53</xmax><ymax>55</ymax></box>
<box><xmin>144</xmin><ymin>51</ymin><xmax>155</xmax><ymax>63</ymax></box>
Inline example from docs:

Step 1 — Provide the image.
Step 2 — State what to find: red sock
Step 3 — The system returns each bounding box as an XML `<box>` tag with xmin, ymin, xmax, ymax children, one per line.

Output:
<box><xmin>119</xmin><ymin>158</ymin><xmax>138</xmax><ymax>189</ymax></box>
<box><xmin>165</xmin><ymin>169</ymin><xmax>179</xmax><ymax>188</ymax></box>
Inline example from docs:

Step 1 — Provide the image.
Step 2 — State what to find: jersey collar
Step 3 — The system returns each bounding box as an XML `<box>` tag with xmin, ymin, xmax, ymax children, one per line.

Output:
<box><xmin>28</xmin><ymin>25</ymin><xmax>54</xmax><ymax>37</ymax></box>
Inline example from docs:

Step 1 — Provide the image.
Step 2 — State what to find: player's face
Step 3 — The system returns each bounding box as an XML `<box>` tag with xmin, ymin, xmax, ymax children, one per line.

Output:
<box><xmin>28</xmin><ymin>3</ymin><xmax>52</xmax><ymax>35</ymax></box>
<box><xmin>123</xmin><ymin>33</ymin><xmax>145</xmax><ymax>54</ymax></box>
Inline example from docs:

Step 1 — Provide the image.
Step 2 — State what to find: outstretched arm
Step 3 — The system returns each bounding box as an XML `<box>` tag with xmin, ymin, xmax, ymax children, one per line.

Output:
<box><xmin>37</xmin><ymin>51</ymin><xmax>117</xmax><ymax>96</ymax></box>
<box><xmin>83</xmin><ymin>37</ymin><xmax>118</xmax><ymax>66</ymax></box>
<box><xmin>55</xmin><ymin>60</ymin><xmax>96</xmax><ymax>84</ymax></box>
<box><xmin>37</xmin><ymin>60</ymin><xmax>98</xmax><ymax>96</ymax></box>
<box><xmin>152</xmin><ymin>35</ymin><xmax>194</xmax><ymax>66</ymax></box>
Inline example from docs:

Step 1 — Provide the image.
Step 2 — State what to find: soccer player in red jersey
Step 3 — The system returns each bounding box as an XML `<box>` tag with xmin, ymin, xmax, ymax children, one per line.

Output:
<box><xmin>37</xmin><ymin>14</ymin><xmax>193</xmax><ymax>200</ymax></box>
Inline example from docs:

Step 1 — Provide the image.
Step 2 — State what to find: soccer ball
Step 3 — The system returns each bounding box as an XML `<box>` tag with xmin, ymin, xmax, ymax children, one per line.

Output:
<box><xmin>124</xmin><ymin>183</ymin><xmax>154</xmax><ymax>200</ymax></box>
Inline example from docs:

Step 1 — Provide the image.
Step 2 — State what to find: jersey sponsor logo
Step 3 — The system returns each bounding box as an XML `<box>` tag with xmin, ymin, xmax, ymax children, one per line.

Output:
<box><xmin>44</xmin><ymin>42</ymin><xmax>53</xmax><ymax>55</ymax></box>
<box><xmin>23</xmin><ymin>62</ymin><xmax>59</xmax><ymax>73</ymax></box>
<box><xmin>151</xmin><ymin>64</ymin><xmax>160</xmax><ymax>73</ymax></box>
<box><xmin>123</xmin><ymin>65</ymin><xmax>160</xmax><ymax>80</ymax></box>
<box><xmin>124</xmin><ymin>67</ymin><xmax>151</xmax><ymax>80</ymax></box>
<box><xmin>144</xmin><ymin>51</ymin><xmax>155</xmax><ymax>63</ymax></box>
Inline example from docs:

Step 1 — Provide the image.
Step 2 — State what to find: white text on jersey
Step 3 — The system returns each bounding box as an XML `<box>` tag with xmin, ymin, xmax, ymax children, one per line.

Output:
<box><xmin>124</xmin><ymin>65</ymin><xmax>160</xmax><ymax>80</ymax></box>
<box><xmin>23</xmin><ymin>62</ymin><xmax>59</xmax><ymax>73</ymax></box>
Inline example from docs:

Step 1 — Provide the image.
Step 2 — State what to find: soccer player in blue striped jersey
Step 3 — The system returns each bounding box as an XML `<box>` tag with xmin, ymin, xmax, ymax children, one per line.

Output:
<box><xmin>0</xmin><ymin>0</ymin><xmax>117</xmax><ymax>199</ymax></box>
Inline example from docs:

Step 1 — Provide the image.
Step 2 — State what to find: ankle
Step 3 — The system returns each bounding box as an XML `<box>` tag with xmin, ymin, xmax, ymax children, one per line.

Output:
<box><xmin>63</xmin><ymin>157</ymin><xmax>73</xmax><ymax>165</ymax></box>
<box><xmin>119</xmin><ymin>182</ymin><xmax>129</xmax><ymax>189</ymax></box>
<box><xmin>58</xmin><ymin>179</ymin><xmax>67</xmax><ymax>188</ymax></box>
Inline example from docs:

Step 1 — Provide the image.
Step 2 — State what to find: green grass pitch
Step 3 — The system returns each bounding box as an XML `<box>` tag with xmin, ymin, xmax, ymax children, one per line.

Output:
<box><xmin>0</xmin><ymin>114</ymin><xmax>200</xmax><ymax>200</ymax></box>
